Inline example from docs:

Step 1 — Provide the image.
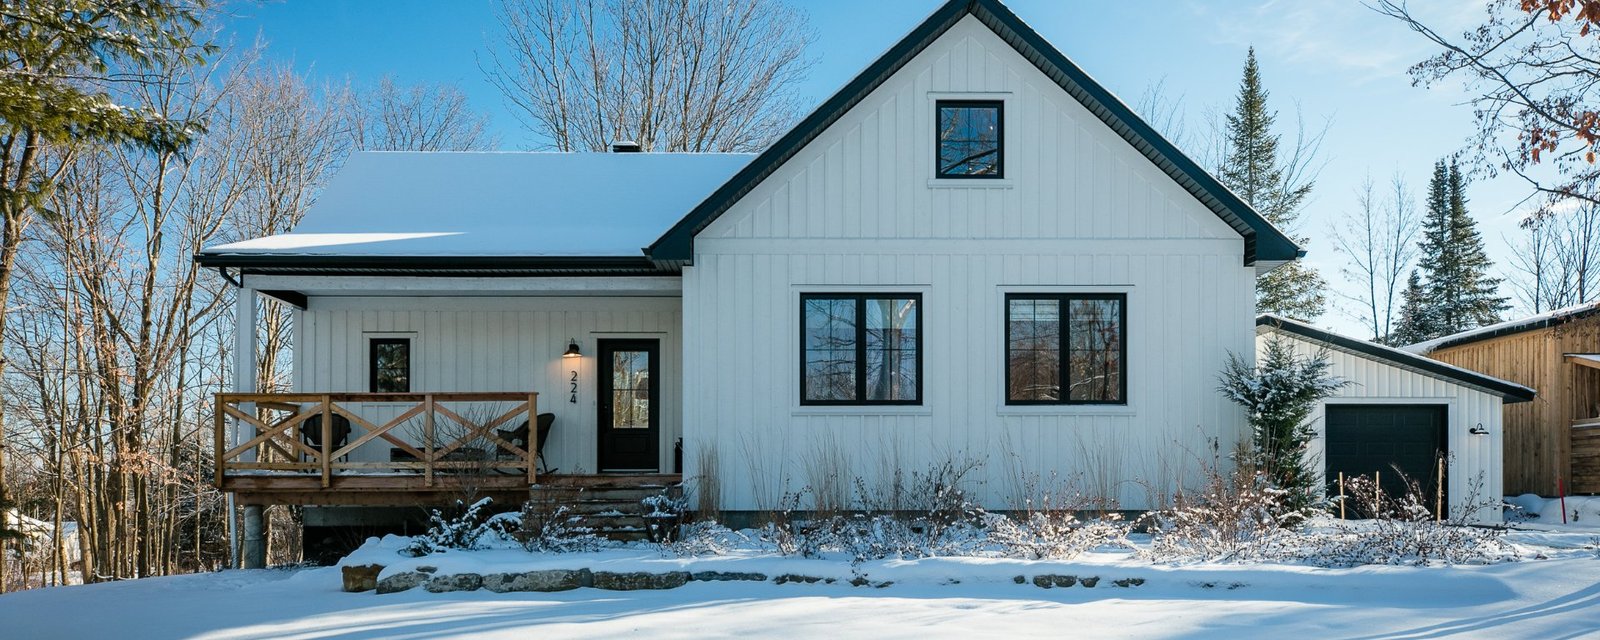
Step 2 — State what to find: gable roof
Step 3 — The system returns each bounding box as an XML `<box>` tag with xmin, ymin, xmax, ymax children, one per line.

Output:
<box><xmin>196</xmin><ymin>151</ymin><xmax>753</xmax><ymax>274</ymax></box>
<box><xmin>647</xmin><ymin>0</ymin><xmax>1302</xmax><ymax>267</ymax></box>
<box><xmin>1404</xmin><ymin>302</ymin><xmax>1600</xmax><ymax>354</ymax></box>
<box><xmin>1257</xmin><ymin>315</ymin><xmax>1535</xmax><ymax>403</ymax></box>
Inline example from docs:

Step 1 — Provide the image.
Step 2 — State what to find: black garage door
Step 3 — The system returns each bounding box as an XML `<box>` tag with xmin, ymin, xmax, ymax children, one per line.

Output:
<box><xmin>1325</xmin><ymin>404</ymin><xmax>1447</xmax><ymax>514</ymax></box>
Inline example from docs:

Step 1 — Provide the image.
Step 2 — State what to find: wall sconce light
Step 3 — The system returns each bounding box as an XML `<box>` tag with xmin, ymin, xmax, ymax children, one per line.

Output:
<box><xmin>563</xmin><ymin>340</ymin><xmax>582</xmax><ymax>358</ymax></box>
<box><xmin>1469</xmin><ymin>423</ymin><xmax>1489</xmax><ymax>436</ymax></box>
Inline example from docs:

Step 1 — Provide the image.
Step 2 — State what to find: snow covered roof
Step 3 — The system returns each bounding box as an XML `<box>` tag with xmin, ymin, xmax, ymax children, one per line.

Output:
<box><xmin>1257</xmin><ymin>314</ymin><xmax>1535</xmax><ymax>403</ymax></box>
<box><xmin>1403</xmin><ymin>302</ymin><xmax>1600</xmax><ymax>354</ymax></box>
<box><xmin>199</xmin><ymin>152</ymin><xmax>754</xmax><ymax>263</ymax></box>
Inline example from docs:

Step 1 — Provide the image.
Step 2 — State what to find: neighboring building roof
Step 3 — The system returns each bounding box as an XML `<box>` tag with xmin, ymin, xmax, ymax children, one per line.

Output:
<box><xmin>647</xmin><ymin>0</ymin><xmax>1303</xmax><ymax>267</ymax></box>
<box><xmin>1256</xmin><ymin>314</ymin><xmax>1535</xmax><ymax>404</ymax></box>
<box><xmin>1404</xmin><ymin>302</ymin><xmax>1600</xmax><ymax>354</ymax></box>
<box><xmin>197</xmin><ymin>152</ymin><xmax>754</xmax><ymax>272</ymax></box>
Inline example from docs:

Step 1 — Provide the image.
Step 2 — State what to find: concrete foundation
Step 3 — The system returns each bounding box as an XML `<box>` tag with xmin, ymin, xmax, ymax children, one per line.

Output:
<box><xmin>242</xmin><ymin>505</ymin><xmax>266</xmax><ymax>569</ymax></box>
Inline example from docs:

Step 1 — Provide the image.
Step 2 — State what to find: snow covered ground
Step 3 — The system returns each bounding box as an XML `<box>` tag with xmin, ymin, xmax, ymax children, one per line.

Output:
<box><xmin>2</xmin><ymin>527</ymin><xmax>1598</xmax><ymax>639</ymax></box>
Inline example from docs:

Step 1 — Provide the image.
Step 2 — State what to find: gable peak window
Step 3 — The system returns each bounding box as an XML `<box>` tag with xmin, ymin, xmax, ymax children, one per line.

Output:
<box><xmin>802</xmin><ymin>293</ymin><xmax>922</xmax><ymax>405</ymax></box>
<box><xmin>937</xmin><ymin>100</ymin><xmax>1003</xmax><ymax>178</ymax></box>
<box><xmin>1006</xmin><ymin>294</ymin><xmax>1125</xmax><ymax>405</ymax></box>
<box><xmin>370</xmin><ymin>338</ymin><xmax>411</xmax><ymax>393</ymax></box>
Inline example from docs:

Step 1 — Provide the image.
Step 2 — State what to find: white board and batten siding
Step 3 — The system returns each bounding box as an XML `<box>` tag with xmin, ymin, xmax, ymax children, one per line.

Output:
<box><xmin>682</xmin><ymin>16</ymin><xmax>1258</xmax><ymax>511</ymax></box>
<box><xmin>1264</xmin><ymin>331</ymin><xmax>1505</xmax><ymax>523</ymax></box>
<box><xmin>292</xmin><ymin>296</ymin><xmax>683</xmax><ymax>474</ymax></box>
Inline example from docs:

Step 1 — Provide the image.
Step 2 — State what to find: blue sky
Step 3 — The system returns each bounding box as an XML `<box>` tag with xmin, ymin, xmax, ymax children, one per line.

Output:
<box><xmin>221</xmin><ymin>0</ymin><xmax>1524</xmax><ymax>336</ymax></box>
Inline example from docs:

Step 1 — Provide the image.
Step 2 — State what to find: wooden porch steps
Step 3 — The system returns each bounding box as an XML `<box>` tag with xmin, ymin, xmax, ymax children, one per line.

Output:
<box><xmin>525</xmin><ymin>475</ymin><xmax>682</xmax><ymax>542</ymax></box>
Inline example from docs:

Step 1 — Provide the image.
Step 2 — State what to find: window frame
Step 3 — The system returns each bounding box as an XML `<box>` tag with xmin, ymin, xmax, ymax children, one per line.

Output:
<box><xmin>1003</xmin><ymin>292</ymin><xmax>1127</xmax><ymax>406</ymax></box>
<box><xmin>799</xmin><ymin>292</ymin><xmax>924</xmax><ymax>406</ymax></box>
<box><xmin>368</xmin><ymin>337</ymin><xmax>412</xmax><ymax>393</ymax></box>
<box><xmin>935</xmin><ymin>99</ymin><xmax>1005</xmax><ymax>179</ymax></box>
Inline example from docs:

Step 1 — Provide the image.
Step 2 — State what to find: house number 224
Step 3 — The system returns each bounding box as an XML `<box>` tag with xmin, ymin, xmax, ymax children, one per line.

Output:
<box><xmin>569</xmin><ymin>370</ymin><xmax>578</xmax><ymax>404</ymax></box>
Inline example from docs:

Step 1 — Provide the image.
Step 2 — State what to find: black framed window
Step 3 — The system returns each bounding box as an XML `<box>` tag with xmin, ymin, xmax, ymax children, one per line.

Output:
<box><xmin>936</xmin><ymin>100</ymin><xmax>1003</xmax><ymax>178</ymax></box>
<box><xmin>801</xmin><ymin>293</ymin><xmax>921</xmax><ymax>405</ymax></box>
<box><xmin>1006</xmin><ymin>294</ymin><xmax>1125</xmax><ymax>404</ymax></box>
<box><xmin>369</xmin><ymin>338</ymin><xmax>411</xmax><ymax>393</ymax></box>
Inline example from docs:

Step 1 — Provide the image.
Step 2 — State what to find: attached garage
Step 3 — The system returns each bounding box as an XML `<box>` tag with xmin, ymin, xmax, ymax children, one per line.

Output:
<box><xmin>1256</xmin><ymin>316</ymin><xmax>1536</xmax><ymax>523</ymax></box>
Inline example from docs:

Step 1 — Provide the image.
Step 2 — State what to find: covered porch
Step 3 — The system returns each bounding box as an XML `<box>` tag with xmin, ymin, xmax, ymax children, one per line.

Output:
<box><xmin>218</xmin><ymin>278</ymin><xmax>686</xmax><ymax>567</ymax></box>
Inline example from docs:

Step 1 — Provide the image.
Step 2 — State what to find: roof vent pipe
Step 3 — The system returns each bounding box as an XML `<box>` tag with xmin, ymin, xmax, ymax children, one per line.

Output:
<box><xmin>611</xmin><ymin>141</ymin><xmax>642</xmax><ymax>153</ymax></box>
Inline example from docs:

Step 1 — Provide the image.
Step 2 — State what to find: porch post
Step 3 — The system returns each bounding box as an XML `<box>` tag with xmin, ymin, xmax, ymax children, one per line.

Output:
<box><xmin>233</xmin><ymin>286</ymin><xmax>257</xmax><ymax>456</ymax></box>
<box><xmin>233</xmin><ymin>286</ymin><xmax>265</xmax><ymax>569</ymax></box>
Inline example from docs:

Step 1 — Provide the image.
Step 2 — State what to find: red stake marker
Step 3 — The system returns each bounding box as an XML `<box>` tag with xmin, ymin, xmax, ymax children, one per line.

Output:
<box><xmin>1560</xmin><ymin>477</ymin><xmax>1568</xmax><ymax>525</ymax></box>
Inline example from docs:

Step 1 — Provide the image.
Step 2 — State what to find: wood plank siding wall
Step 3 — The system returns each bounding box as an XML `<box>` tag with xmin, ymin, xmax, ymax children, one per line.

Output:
<box><xmin>1269</xmin><ymin>332</ymin><xmax>1504</xmax><ymax>521</ymax></box>
<box><xmin>292</xmin><ymin>296</ymin><xmax>683</xmax><ymax>474</ymax></box>
<box><xmin>681</xmin><ymin>16</ymin><xmax>1256</xmax><ymax>511</ymax></box>
<box><xmin>1426</xmin><ymin>315</ymin><xmax>1600</xmax><ymax>495</ymax></box>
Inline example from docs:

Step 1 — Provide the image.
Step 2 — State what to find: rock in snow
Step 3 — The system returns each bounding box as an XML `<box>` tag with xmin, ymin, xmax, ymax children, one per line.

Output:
<box><xmin>481</xmin><ymin>570</ymin><xmax>590</xmax><ymax>593</ymax></box>
<box><xmin>341</xmin><ymin>564</ymin><xmax>383</xmax><ymax>593</ymax></box>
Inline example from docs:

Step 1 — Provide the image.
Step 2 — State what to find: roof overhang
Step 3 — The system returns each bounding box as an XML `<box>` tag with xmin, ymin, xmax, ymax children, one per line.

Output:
<box><xmin>194</xmin><ymin>254</ymin><xmax>672</xmax><ymax>279</ymax></box>
<box><xmin>1406</xmin><ymin>302</ymin><xmax>1600</xmax><ymax>354</ymax></box>
<box><xmin>646</xmin><ymin>0</ymin><xmax>1302</xmax><ymax>267</ymax></box>
<box><xmin>1257</xmin><ymin>315</ymin><xmax>1535</xmax><ymax>404</ymax></box>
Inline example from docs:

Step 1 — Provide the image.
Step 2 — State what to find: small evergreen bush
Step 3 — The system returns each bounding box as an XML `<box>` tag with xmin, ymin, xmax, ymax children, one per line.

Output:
<box><xmin>1219</xmin><ymin>336</ymin><xmax>1347</xmax><ymax>521</ymax></box>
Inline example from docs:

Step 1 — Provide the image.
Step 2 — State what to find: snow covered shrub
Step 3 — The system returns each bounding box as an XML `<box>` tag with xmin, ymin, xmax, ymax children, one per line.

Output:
<box><xmin>401</xmin><ymin>497</ymin><xmax>517</xmax><ymax>556</ymax></box>
<box><xmin>661</xmin><ymin>521</ymin><xmax>751</xmax><ymax>557</ymax></box>
<box><xmin>521</xmin><ymin>504</ymin><xmax>607</xmax><ymax>553</ymax></box>
<box><xmin>642</xmin><ymin>490</ymin><xmax>688</xmax><ymax>543</ymax></box>
<box><xmin>1219</xmin><ymin>336</ymin><xmax>1347</xmax><ymax>520</ymax></box>
<box><xmin>1141</xmin><ymin>444</ymin><xmax>1302</xmax><ymax>564</ymax></box>
<box><xmin>759</xmin><ymin>489</ymin><xmax>833</xmax><ymax>557</ymax></box>
<box><xmin>1315</xmin><ymin>472</ymin><xmax>1516</xmax><ymax>566</ymax></box>
<box><xmin>843</xmin><ymin>457</ymin><xmax>988</xmax><ymax>561</ymax></box>
<box><xmin>988</xmin><ymin>470</ymin><xmax>1130</xmax><ymax>559</ymax></box>
<box><xmin>987</xmin><ymin>511</ymin><xmax>1130</xmax><ymax>560</ymax></box>
<box><xmin>756</xmin><ymin>458</ymin><xmax>989</xmax><ymax>561</ymax></box>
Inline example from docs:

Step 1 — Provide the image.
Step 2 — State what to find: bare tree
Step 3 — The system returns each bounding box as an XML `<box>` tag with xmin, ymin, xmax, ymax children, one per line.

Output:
<box><xmin>1509</xmin><ymin>200</ymin><xmax>1600</xmax><ymax>312</ymax></box>
<box><xmin>483</xmin><ymin>0</ymin><xmax>814</xmax><ymax>151</ymax></box>
<box><xmin>1375</xmin><ymin>0</ymin><xmax>1600</xmax><ymax>214</ymax></box>
<box><xmin>350</xmin><ymin>76</ymin><xmax>496</xmax><ymax>151</ymax></box>
<box><xmin>1136</xmin><ymin>78</ymin><xmax>1192</xmax><ymax>154</ymax></box>
<box><xmin>1331</xmin><ymin>174</ymin><xmax>1421</xmax><ymax>343</ymax></box>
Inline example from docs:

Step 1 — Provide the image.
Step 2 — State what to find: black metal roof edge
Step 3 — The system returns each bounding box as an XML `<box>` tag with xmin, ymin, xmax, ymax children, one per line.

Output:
<box><xmin>1411</xmin><ymin>304</ymin><xmax>1600</xmax><ymax>353</ymax></box>
<box><xmin>646</xmin><ymin>0</ymin><xmax>1301</xmax><ymax>266</ymax></box>
<box><xmin>195</xmin><ymin>253</ymin><xmax>665</xmax><ymax>271</ymax></box>
<box><xmin>1256</xmin><ymin>314</ymin><xmax>1536</xmax><ymax>403</ymax></box>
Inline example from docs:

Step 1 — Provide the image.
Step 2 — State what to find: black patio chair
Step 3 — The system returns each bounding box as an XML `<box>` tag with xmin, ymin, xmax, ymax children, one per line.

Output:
<box><xmin>497</xmin><ymin>412</ymin><xmax>556</xmax><ymax>474</ymax></box>
<box><xmin>300</xmin><ymin>413</ymin><xmax>352</xmax><ymax>462</ymax></box>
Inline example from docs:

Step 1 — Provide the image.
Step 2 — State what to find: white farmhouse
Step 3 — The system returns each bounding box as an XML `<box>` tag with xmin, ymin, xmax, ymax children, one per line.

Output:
<box><xmin>198</xmin><ymin>0</ymin><xmax>1529</xmax><ymax>567</ymax></box>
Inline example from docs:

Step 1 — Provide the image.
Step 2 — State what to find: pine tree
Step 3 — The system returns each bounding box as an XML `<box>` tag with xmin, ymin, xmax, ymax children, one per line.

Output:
<box><xmin>1219</xmin><ymin>48</ymin><xmax>1327</xmax><ymax>320</ymax></box>
<box><xmin>1219</xmin><ymin>337</ymin><xmax>1348</xmax><ymax>520</ymax></box>
<box><xmin>1389</xmin><ymin>270</ymin><xmax>1432</xmax><ymax>346</ymax></box>
<box><xmin>1402</xmin><ymin>160</ymin><xmax>1507</xmax><ymax>342</ymax></box>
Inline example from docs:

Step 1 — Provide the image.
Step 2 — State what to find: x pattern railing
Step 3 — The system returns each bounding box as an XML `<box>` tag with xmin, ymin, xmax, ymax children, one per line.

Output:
<box><xmin>213</xmin><ymin>392</ymin><xmax>541</xmax><ymax>489</ymax></box>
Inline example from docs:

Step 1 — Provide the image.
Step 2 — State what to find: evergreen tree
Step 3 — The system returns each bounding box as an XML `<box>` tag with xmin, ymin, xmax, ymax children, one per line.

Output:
<box><xmin>1401</xmin><ymin>160</ymin><xmax>1507</xmax><ymax>342</ymax></box>
<box><xmin>1389</xmin><ymin>270</ymin><xmax>1432</xmax><ymax>346</ymax></box>
<box><xmin>1219</xmin><ymin>337</ymin><xmax>1348</xmax><ymax>520</ymax></box>
<box><xmin>1219</xmin><ymin>48</ymin><xmax>1327</xmax><ymax>320</ymax></box>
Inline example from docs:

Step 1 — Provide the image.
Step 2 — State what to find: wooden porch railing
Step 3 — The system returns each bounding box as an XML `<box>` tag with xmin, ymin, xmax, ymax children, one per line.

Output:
<box><xmin>213</xmin><ymin>392</ymin><xmax>540</xmax><ymax>491</ymax></box>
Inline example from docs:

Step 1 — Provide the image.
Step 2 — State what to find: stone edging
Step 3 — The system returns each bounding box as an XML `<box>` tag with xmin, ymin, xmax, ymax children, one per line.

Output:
<box><xmin>341</xmin><ymin>564</ymin><xmax>1147</xmax><ymax>594</ymax></box>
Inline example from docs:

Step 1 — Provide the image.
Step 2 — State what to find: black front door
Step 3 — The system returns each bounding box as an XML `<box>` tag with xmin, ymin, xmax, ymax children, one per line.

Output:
<box><xmin>597</xmin><ymin>339</ymin><xmax>659</xmax><ymax>472</ymax></box>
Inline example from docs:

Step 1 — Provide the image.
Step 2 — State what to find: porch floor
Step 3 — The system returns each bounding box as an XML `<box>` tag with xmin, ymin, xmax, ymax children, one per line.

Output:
<box><xmin>227</xmin><ymin>473</ymin><xmax>682</xmax><ymax>507</ymax></box>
